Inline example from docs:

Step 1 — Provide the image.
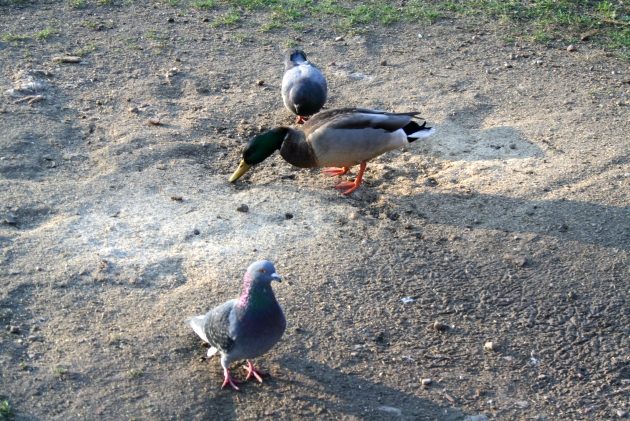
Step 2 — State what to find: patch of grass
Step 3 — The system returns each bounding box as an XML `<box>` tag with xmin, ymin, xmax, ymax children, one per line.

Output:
<box><xmin>68</xmin><ymin>0</ymin><xmax>86</xmax><ymax>9</ymax></box>
<box><xmin>51</xmin><ymin>365</ymin><xmax>68</xmax><ymax>377</ymax></box>
<box><xmin>212</xmin><ymin>8</ymin><xmax>241</xmax><ymax>27</ymax></box>
<box><xmin>35</xmin><ymin>27</ymin><xmax>56</xmax><ymax>41</ymax></box>
<box><xmin>0</xmin><ymin>399</ymin><xmax>12</xmax><ymax>420</ymax></box>
<box><xmin>192</xmin><ymin>0</ymin><xmax>214</xmax><ymax>8</ymax></box>
<box><xmin>73</xmin><ymin>41</ymin><xmax>98</xmax><ymax>56</ymax></box>
<box><xmin>1</xmin><ymin>33</ymin><xmax>30</xmax><ymax>42</ymax></box>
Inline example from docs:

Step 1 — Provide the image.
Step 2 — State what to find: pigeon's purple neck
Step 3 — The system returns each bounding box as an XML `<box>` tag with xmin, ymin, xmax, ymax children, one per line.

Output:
<box><xmin>237</xmin><ymin>272</ymin><xmax>274</xmax><ymax>309</ymax></box>
<box><xmin>237</xmin><ymin>272</ymin><xmax>254</xmax><ymax>307</ymax></box>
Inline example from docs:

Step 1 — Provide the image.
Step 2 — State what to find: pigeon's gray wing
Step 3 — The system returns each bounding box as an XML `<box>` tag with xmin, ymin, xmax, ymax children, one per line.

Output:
<box><xmin>203</xmin><ymin>299</ymin><xmax>237</xmax><ymax>353</ymax></box>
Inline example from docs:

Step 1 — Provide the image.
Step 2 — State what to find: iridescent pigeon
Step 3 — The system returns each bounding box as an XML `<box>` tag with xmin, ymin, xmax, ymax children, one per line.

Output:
<box><xmin>281</xmin><ymin>49</ymin><xmax>327</xmax><ymax>124</ymax></box>
<box><xmin>187</xmin><ymin>260</ymin><xmax>286</xmax><ymax>390</ymax></box>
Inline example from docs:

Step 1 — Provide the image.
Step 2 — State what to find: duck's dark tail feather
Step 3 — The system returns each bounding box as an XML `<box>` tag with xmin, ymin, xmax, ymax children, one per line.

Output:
<box><xmin>404</xmin><ymin>121</ymin><xmax>436</xmax><ymax>142</ymax></box>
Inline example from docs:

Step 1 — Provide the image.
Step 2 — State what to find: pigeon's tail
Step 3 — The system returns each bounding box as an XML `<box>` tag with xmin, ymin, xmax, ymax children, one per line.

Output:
<box><xmin>187</xmin><ymin>315</ymin><xmax>209</xmax><ymax>343</ymax></box>
<box><xmin>404</xmin><ymin>121</ymin><xmax>436</xmax><ymax>142</ymax></box>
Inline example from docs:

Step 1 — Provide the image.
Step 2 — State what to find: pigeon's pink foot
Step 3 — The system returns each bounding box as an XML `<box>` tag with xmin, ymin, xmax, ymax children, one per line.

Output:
<box><xmin>296</xmin><ymin>115</ymin><xmax>308</xmax><ymax>124</ymax></box>
<box><xmin>221</xmin><ymin>368</ymin><xmax>240</xmax><ymax>391</ymax></box>
<box><xmin>322</xmin><ymin>166</ymin><xmax>349</xmax><ymax>177</ymax></box>
<box><xmin>243</xmin><ymin>360</ymin><xmax>265</xmax><ymax>383</ymax></box>
<box><xmin>334</xmin><ymin>161</ymin><xmax>367</xmax><ymax>195</ymax></box>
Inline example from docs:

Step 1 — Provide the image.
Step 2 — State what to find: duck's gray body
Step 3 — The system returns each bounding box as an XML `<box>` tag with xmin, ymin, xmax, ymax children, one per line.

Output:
<box><xmin>280</xmin><ymin>108</ymin><xmax>435</xmax><ymax>168</ymax></box>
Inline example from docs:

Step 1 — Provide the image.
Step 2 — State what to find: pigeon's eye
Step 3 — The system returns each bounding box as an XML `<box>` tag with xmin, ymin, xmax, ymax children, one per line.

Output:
<box><xmin>259</xmin><ymin>269</ymin><xmax>266</xmax><ymax>274</ymax></box>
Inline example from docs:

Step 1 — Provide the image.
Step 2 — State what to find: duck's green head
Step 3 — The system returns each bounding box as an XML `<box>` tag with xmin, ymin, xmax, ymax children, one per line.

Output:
<box><xmin>229</xmin><ymin>128</ymin><xmax>289</xmax><ymax>182</ymax></box>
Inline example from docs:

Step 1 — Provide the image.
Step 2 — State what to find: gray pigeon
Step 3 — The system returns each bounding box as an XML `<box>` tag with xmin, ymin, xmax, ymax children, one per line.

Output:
<box><xmin>281</xmin><ymin>49</ymin><xmax>327</xmax><ymax>124</ymax></box>
<box><xmin>187</xmin><ymin>260</ymin><xmax>286</xmax><ymax>390</ymax></box>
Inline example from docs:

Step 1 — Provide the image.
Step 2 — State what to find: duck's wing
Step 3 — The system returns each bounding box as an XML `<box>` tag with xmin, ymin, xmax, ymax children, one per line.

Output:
<box><xmin>304</xmin><ymin>108</ymin><xmax>420</xmax><ymax>135</ymax></box>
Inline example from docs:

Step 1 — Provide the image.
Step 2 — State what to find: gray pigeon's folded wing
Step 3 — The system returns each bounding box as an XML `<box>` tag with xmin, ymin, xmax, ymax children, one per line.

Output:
<box><xmin>203</xmin><ymin>299</ymin><xmax>237</xmax><ymax>353</ymax></box>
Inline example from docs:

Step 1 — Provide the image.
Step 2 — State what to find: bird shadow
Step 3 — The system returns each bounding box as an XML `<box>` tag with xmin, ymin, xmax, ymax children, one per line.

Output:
<box><xmin>380</xmin><ymin>190</ymin><xmax>630</xmax><ymax>251</ymax></box>
<box><xmin>275</xmin><ymin>356</ymin><xmax>466</xmax><ymax>420</ymax></box>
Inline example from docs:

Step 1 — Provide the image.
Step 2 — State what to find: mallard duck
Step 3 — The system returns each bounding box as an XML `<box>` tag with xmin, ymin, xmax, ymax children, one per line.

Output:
<box><xmin>228</xmin><ymin>108</ymin><xmax>436</xmax><ymax>195</ymax></box>
<box><xmin>281</xmin><ymin>49</ymin><xmax>327</xmax><ymax>124</ymax></box>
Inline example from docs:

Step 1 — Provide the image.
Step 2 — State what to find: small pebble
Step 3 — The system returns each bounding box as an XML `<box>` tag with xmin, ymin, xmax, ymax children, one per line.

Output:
<box><xmin>424</xmin><ymin>177</ymin><xmax>438</xmax><ymax>187</ymax></box>
<box><xmin>3</xmin><ymin>212</ymin><xmax>17</xmax><ymax>225</ymax></box>
<box><xmin>432</xmin><ymin>321</ymin><xmax>449</xmax><ymax>332</ymax></box>
<box><xmin>53</xmin><ymin>55</ymin><xmax>82</xmax><ymax>64</ymax></box>
<box><xmin>615</xmin><ymin>409</ymin><xmax>627</xmax><ymax>418</ymax></box>
<box><xmin>380</xmin><ymin>59</ymin><xmax>387</xmax><ymax>66</ymax></box>
<box><xmin>170</xmin><ymin>195</ymin><xmax>183</xmax><ymax>202</ymax></box>
<box><xmin>503</xmin><ymin>62</ymin><xmax>512</xmax><ymax>68</ymax></box>
<box><xmin>193</xmin><ymin>229</ymin><xmax>200</xmax><ymax>235</ymax></box>
<box><xmin>9</xmin><ymin>325</ymin><xmax>20</xmax><ymax>334</ymax></box>
<box><xmin>284</xmin><ymin>212</ymin><xmax>294</xmax><ymax>220</ymax></box>
<box><xmin>421</xmin><ymin>378</ymin><xmax>432</xmax><ymax>387</ymax></box>
<box><xmin>566</xmin><ymin>44</ymin><xmax>577</xmax><ymax>52</ymax></box>
<box><xmin>147</xmin><ymin>117</ymin><xmax>161</xmax><ymax>126</ymax></box>
<box><xmin>484</xmin><ymin>341</ymin><xmax>496</xmax><ymax>351</ymax></box>
<box><xmin>334</xmin><ymin>36</ymin><xmax>344</xmax><ymax>42</ymax></box>
<box><xmin>255</xmin><ymin>79</ymin><xmax>265</xmax><ymax>86</ymax></box>
<box><xmin>236</xmin><ymin>204</ymin><xmax>249</xmax><ymax>213</ymax></box>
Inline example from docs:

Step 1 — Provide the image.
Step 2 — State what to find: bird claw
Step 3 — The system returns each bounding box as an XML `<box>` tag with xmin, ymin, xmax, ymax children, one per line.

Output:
<box><xmin>335</xmin><ymin>180</ymin><xmax>360</xmax><ymax>195</ymax></box>
<box><xmin>322</xmin><ymin>166</ymin><xmax>349</xmax><ymax>177</ymax></box>
<box><xmin>221</xmin><ymin>369</ymin><xmax>240</xmax><ymax>391</ymax></box>
<box><xmin>243</xmin><ymin>360</ymin><xmax>265</xmax><ymax>383</ymax></box>
<box><xmin>295</xmin><ymin>115</ymin><xmax>308</xmax><ymax>124</ymax></box>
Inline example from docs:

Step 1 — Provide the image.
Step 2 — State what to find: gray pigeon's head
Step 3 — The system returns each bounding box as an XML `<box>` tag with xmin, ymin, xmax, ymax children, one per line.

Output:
<box><xmin>246</xmin><ymin>260</ymin><xmax>282</xmax><ymax>284</ymax></box>
<box><xmin>286</xmin><ymin>49</ymin><xmax>308</xmax><ymax>65</ymax></box>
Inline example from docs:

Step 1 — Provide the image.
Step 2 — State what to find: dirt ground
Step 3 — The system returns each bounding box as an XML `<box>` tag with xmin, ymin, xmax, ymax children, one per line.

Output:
<box><xmin>1</xmin><ymin>1</ymin><xmax>629</xmax><ymax>420</ymax></box>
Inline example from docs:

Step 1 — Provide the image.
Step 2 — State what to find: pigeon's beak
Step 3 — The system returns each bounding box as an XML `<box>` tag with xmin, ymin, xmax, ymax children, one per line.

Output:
<box><xmin>271</xmin><ymin>272</ymin><xmax>282</xmax><ymax>282</ymax></box>
<box><xmin>229</xmin><ymin>160</ymin><xmax>251</xmax><ymax>183</ymax></box>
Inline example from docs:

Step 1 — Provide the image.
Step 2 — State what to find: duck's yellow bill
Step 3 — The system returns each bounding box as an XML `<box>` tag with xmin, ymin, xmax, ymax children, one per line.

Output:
<box><xmin>229</xmin><ymin>160</ymin><xmax>252</xmax><ymax>183</ymax></box>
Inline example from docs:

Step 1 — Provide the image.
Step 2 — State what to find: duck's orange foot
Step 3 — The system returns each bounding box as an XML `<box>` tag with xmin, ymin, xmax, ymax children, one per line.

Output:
<box><xmin>335</xmin><ymin>180</ymin><xmax>361</xmax><ymax>195</ymax></box>
<box><xmin>243</xmin><ymin>360</ymin><xmax>265</xmax><ymax>383</ymax></box>
<box><xmin>322</xmin><ymin>166</ymin><xmax>349</xmax><ymax>177</ymax></box>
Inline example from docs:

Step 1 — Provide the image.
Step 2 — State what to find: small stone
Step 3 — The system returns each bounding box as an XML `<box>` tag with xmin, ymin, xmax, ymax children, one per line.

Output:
<box><xmin>147</xmin><ymin>117</ymin><xmax>161</xmax><ymax>126</ymax></box>
<box><xmin>615</xmin><ymin>409</ymin><xmax>627</xmax><ymax>418</ymax></box>
<box><xmin>380</xmin><ymin>59</ymin><xmax>387</xmax><ymax>66</ymax></box>
<box><xmin>566</xmin><ymin>44</ymin><xmax>577</xmax><ymax>52</ymax></box>
<box><xmin>167</xmin><ymin>17</ymin><xmax>175</xmax><ymax>23</ymax></box>
<box><xmin>3</xmin><ymin>212</ymin><xmax>17</xmax><ymax>225</ymax></box>
<box><xmin>255</xmin><ymin>79</ymin><xmax>265</xmax><ymax>86</ymax></box>
<box><xmin>432</xmin><ymin>321</ymin><xmax>449</xmax><ymax>332</ymax></box>
<box><xmin>170</xmin><ymin>195</ymin><xmax>183</xmax><ymax>202</ymax></box>
<box><xmin>236</xmin><ymin>204</ymin><xmax>249</xmax><ymax>213</ymax></box>
<box><xmin>334</xmin><ymin>36</ymin><xmax>344</xmax><ymax>42</ymax></box>
<box><xmin>349</xmin><ymin>211</ymin><xmax>359</xmax><ymax>220</ymax></box>
<box><xmin>503</xmin><ymin>62</ymin><xmax>512</xmax><ymax>68</ymax></box>
<box><xmin>421</xmin><ymin>378</ymin><xmax>432</xmax><ymax>387</ymax></box>
<box><xmin>464</xmin><ymin>415</ymin><xmax>488</xmax><ymax>421</ymax></box>
<box><xmin>53</xmin><ymin>55</ymin><xmax>82</xmax><ymax>63</ymax></box>
<box><xmin>484</xmin><ymin>341</ymin><xmax>496</xmax><ymax>351</ymax></box>
<box><xmin>580</xmin><ymin>29</ymin><xmax>598</xmax><ymax>41</ymax></box>
<box><xmin>377</xmin><ymin>406</ymin><xmax>402</xmax><ymax>416</ymax></box>
<box><xmin>9</xmin><ymin>325</ymin><xmax>20</xmax><ymax>334</ymax></box>
<box><xmin>128</xmin><ymin>106</ymin><xmax>139</xmax><ymax>114</ymax></box>
<box><xmin>424</xmin><ymin>177</ymin><xmax>438</xmax><ymax>187</ymax></box>
<box><xmin>193</xmin><ymin>229</ymin><xmax>200</xmax><ymax>235</ymax></box>
<box><xmin>284</xmin><ymin>212</ymin><xmax>294</xmax><ymax>220</ymax></box>
<box><xmin>558</xmin><ymin>223</ymin><xmax>569</xmax><ymax>232</ymax></box>
<box><xmin>509</xmin><ymin>143</ymin><xmax>517</xmax><ymax>149</ymax></box>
